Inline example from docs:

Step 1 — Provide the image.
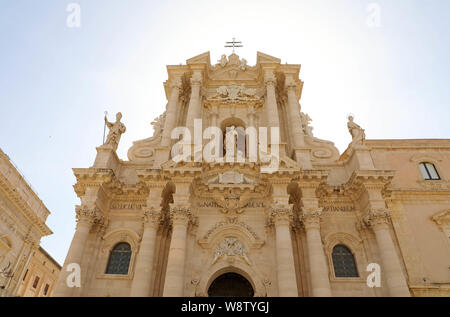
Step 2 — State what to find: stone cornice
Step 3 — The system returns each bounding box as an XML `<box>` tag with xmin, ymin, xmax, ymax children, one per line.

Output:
<box><xmin>364</xmin><ymin>139</ymin><xmax>450</xmax><ymax>150</ymax></box>
<box><xmin>343</xmin><ymin>170</ymin><xmax>395</xmax><ymax>200</ymax></box>
<box><xmin>0</xmin><ymin>149</ymin><xmax>51</xmax><ymax>221</ymax></box>
<box><xmin>0</xmin><ymin>171</ymin><xmax>52</xmax><ymax>237</ymax></box>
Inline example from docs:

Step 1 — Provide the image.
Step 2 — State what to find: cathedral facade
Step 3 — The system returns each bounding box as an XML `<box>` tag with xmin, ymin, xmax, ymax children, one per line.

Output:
<box><xmin>54</xmin><ymin>52</ymin><xmax>450</xmax><ymax>297</ymax></box>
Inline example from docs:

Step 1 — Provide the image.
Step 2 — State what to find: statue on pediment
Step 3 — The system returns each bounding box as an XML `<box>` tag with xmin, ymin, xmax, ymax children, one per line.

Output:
<box><xmin>104</xmin><ymin>112</ymin><xmax>126</xmax><ymax>151</ymax></box>
<box><xmin>347</xmin><ymin>115</ymin><xmax>366</xmax><ymax>144</ymax></box>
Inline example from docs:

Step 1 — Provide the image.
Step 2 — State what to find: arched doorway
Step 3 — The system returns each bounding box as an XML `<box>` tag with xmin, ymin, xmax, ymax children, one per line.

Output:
<box><xmin>207</xmin><ymin>272</ymin><xmax>254</xmax><ymax>297</ymax></box>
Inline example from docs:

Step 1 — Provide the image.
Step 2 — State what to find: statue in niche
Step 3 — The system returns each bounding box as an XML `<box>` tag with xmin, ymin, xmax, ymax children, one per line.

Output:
<box><xmin>347</xmin><ymin>115</ymin><xmax>366</xmax><ymax>144</ymax></box>
<box><xmin>104</xmin><ymin>112</ymin><xmax>126</xmax><ymax>151</ymax></box>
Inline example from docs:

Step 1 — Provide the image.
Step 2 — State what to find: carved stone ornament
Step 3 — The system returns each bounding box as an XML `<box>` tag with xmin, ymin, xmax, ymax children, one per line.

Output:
<box><xmin>127</xmin><ymin>111</ymin><xmax>167</xmax><ymax>162</ymax></box>
<box><xmin>75</xmin><ymin>205</ymin><xmax>103</xmax><ymax>225</ymax></box>
<box><xmin>432</xmin><ymin>209</ymin><xmax>450</xmax><ymax>231</ymax></box>
<box><xmin>269</xmin><ymin>204</ymin><xmax>293</xmax><ymax>225</ymax></box>
<box><xmin>300</xmin><ymin>209</ymin><xmax>323</xmax><ymax>228</ymax></box>
<box><xmin>201</xmin><ymin>217</ymin><xmax>260</xmax><ymax>242</ymax></box>
<box><xmin>142</xmin><ymin>207</ymin><xmax>162</xmax><ymax>227</ymax></box>
<box><xmin>169</xmin><ymin>205</ymin><xmax>193</xmax><ymax>225</ymax></box>
<box><xmin>214</xmin><ymin>189</ymin><xmax>251</xmax><ymax>214</ymax></box>
<box><xmin>211</xmin><ymin>84</ymin><xmax>258</xmax><ymax>102</ymax></box>
<box><xmin>363</xmin><ymin>208</ymin><xmax>391</xmax><ymax>228</ymax></box>
<box><xmin>212</xmin><ymin>237</ymin><xmax>250</xmax><ymax>265</ymax></box>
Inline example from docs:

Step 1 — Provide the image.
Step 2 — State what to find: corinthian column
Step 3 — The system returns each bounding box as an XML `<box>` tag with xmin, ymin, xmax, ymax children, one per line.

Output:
<box><xmin>270</xmin><ymin>204</ymin><xmax>298</xmax><ymax>296</ymax></box>
<box><xmin>185</xmin><ymin>72</ymin><xmax>203</xmax><ymax>135</ymax></box>
<box><xmin>54</xmin><ymin>206</ymin><xmax>100</xmax><ymax>297</ymax></box>
<box><xmin>264</xmin><ymin>71</ymin><xmax>279</xmax><ymax>128</ymax></box>
<box><xmin>302</xmin><ymin>210</ymin><xmax>332</xmax><ymax>297</ymax></box>
<box><xmin>129</xmin><ymin>208</ymin><xmax>161</xmax><ymax>297</ymax></box>
<box><xmin>285</xmin><ymin>76</ymin><xmax>305</xmax><ymax>147</ymax></box>
<box><xmin>161</xmin><ymin>77</ymin><xmax>182</xmax><ymax>147</ymax></box>
<box><xmin>364</xmin><ymin>209</ymin><xmax>410</xmax><ymax>296</ymax></box>
<box><xmin>162</xmin><ymin>205</ymin><xmax>192</xmax><ymax>297</ymax></box>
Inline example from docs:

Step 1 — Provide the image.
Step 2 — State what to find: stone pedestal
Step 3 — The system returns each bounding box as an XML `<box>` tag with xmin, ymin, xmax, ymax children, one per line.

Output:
<box><xmin>293</xmin><ymin>148</ymin><xmax>312</xmax><ymax>169</ymax></box>
<box><xmin>153</xmin><ymin>147</ymin><xmax>171</xmax><ymax>168</ymax></box>
<box><xmin>92</xmin><ymin>146</ymin><xmax>120</xmax><ymax>172</ymax></box>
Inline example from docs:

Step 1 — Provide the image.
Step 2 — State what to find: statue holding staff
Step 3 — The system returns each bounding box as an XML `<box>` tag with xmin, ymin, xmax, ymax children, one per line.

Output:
<box><xmin>104</xmin><ymin>112</ymin><xmax>126</xmax><ymax>151</ymax></box>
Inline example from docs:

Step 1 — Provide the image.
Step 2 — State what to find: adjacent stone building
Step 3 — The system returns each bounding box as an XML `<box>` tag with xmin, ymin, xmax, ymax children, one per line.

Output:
<box><xmin>54</xmin><ymin>52</ymin><xmax>450</xmax><ymax>297</ymax></box>
<box><xmin>16</xmin><ymin>246</ymin><xmax>61</xmax><ymax>297</ymax></box>
<box><xmin>0</xmin><ymin>148</ymin><xmax>54</xmax><ymax>297</ymax></box>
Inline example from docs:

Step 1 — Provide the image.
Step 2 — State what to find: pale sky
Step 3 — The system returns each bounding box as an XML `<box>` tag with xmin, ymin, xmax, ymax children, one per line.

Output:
<box><xmin>0</xmin><ymin>0</ymin><xmax>449</xmax><ymax>264</ymax></box>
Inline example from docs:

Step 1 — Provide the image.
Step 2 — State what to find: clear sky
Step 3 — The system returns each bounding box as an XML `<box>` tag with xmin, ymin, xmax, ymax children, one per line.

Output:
<box><xmin>0</xmin><ymin>0</ymin><xmax>449</xmax><ymax>264</ymax></box>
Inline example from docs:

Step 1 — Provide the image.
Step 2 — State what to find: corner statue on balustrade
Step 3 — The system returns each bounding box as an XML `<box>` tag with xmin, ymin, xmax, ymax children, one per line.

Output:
<box><xmin>347</xmin><ymin>115</ymin><xmax>365</xmax><ymax>145</ymax></box>
<box><xmin>103</xmin><ymin>112</ymin><xmax>126</xmax><ymax>151</ymax></box>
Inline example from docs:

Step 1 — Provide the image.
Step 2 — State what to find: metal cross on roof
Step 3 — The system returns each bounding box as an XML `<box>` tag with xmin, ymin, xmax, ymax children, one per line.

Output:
<box><xmin>225</xmin><ymin>38</ymin><xmax>243</xmax><ymax>54</ymax></box>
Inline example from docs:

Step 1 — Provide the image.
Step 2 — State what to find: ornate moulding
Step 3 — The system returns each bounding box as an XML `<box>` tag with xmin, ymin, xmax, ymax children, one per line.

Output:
<box><xmin>198</xmin><ymin>217</ymin><xmax>264</xmax><ymax>250</ymax></box>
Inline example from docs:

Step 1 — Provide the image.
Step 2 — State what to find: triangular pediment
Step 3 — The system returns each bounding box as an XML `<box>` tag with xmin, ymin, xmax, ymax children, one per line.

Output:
<box><xmin>256</xmin><ymin>52</ymin><xmax>281</xmax><ymax>65</ymax></box>
<box><xmin>186</xmin><ymin>52</ymin><xmax>211</xmax><ymax>65</ymax></box>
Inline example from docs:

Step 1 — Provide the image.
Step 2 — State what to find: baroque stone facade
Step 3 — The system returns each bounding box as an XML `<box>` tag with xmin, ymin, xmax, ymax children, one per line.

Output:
<box><xmin>0</xmin><ymin>149</ymin><xmax>53</xmax><ymax>297</ymax></box>
<box><xmin>54</xmin><ymin>52</ymin><xmax>450</xmax><ymax>297</ymax></box>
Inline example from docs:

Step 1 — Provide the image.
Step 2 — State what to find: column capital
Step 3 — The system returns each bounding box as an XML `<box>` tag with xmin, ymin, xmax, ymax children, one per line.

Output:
<box><xmin>142</xmin><ymin>207</ymin><xmax>162</xmax><ymax>228</ymax></box>
<box><xmin>75</xmin><ymin>205</ymin><xmax>103</xmax><ymax>227</ymax></box>
<box><xmin>190</xmin><ymin>72</ymin><xmax>203</xmax><ymax>86</ymax></box>
<box><xmin>269</xmin><ymin>204</ymin><xmax>293</xmax><ymax>226</ymax></box>
<box><xmin>170</xmin><ymin>77</ymin><xmax>183</xmax><ymax>90</ymax></box>
<box><xmin>301</xmin><ymin>209</ymin><xmax>323</xmax><ymax>229</ymax></box>
<box><xmin>363</xmin><ymin>208</ymin><xmax>391</xmax><ymax>229</ymax></box>
<box><xmin>169</xmin><ymin>204</ymin><xmax>193</xmax><ymax>226</ymax></box>
<box><xmin>264</xmin><ymin>71</ymin><xmax>276</xmax><ymax>87</ymax></box>
<box><xmin>285</xmin><ymin>76</ymin><xmax>297</xmax><ymax>92</ymax></box>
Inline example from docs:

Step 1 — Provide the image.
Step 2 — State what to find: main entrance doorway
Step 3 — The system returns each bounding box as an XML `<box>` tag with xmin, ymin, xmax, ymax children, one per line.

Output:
<box><xmin>207</xmin><ymin>272</ymin><xmax>254</xmax><ymax>297</ymax></box>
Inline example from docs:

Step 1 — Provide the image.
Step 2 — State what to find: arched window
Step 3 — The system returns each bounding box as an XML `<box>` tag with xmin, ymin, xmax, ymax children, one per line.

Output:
<box><xmin>105</xmin><ymin>242</ymin><xmax>131</xmax><ymax>275</ymax></box>
<box><xmin>419</xmin><ymin>162</ymin><xmax>440</xmax><ymax>180</ymax></box>
<box><xmin>332</xmin><ymin>245</ymin><xmax>359</xmax><ymax>278</ymax></box>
